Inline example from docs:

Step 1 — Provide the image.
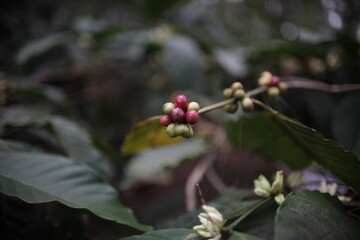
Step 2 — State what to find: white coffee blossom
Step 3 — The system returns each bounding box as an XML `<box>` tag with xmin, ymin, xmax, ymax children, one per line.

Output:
<box><xmin>274</xmin><ymin>193</ymin><xmax>285</xmax><ymax>205</ymax></box>
<box><xmin>254</xmin><ymin>170</ymin><xmax>284</xmax><ymax>198</ymax></box>
<box><xmin>319</xmin><ymin>180</ymin><xmax>352</xmax><ymax>202</ymax></box>
<box><xmin>193</xmin><ymin>205</ymin><xmax>225</xmax><ymax>240</ymax></box>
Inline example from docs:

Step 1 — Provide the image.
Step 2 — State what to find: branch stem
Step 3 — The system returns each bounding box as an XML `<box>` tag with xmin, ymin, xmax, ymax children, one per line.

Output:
<box><xmin>226</xmin><ymin>197</ymin><xmax>272</xmax><ymax>231</ymax></box>
<box><xmin>197</xmin><ymin>79</ymin><xmax>360</xmax><ymax>115</ymax></box>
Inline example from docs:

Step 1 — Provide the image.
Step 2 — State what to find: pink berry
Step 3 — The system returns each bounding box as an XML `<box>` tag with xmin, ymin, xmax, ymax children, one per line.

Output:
<box><xmin>175</xmin><ymin>95</ymin><xmax>188</xmax><ymax>110</ymax></box>
<box><xmin>160</xmin><ymin>115</ymin><xmax>172</xmax><ymax>126</ymax></box>
<box><xmin>170</xmin><ymin>107</ymin><xmax>185</xmax><ymax>123</ymax></box>
<box><xmin>185</xmin><ymin>110</ymin><xmax>199</xmax><ymax>124</ymax></box>
<box><xmin>270</xmin><ymin>76</ymin><xmax>280</xmax><ymax>86</ymax></box>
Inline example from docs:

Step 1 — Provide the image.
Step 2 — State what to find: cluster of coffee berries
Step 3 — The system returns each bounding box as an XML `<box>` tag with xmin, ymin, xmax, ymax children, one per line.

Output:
<box><xmin>160</xmin><ymin>95</ymin><xmax>200</xmax><ymax>138</ymax></box>
<box><xmin>258</xmin><ymin>71</ymin><xmax>288</xmax><ymax>99</ymax></box>
<box><xmin>223</xmin><ymin>81</ymin><xmax>254</xmax><ymax>113</ymax></box>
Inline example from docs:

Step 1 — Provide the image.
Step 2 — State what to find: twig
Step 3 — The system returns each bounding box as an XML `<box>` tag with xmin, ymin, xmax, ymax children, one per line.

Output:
<box><xmin>205</xmin><ymin>166</ymin><xmax>227</xmax><ymax>193</ymax></box>
<box><xmin>251</xmin><ymin>99</ymin><xmax>278</xmax><ymax>114</ymax></box>
<box><xmin>226</xmin><ymin>197</ymin><xmax>272</xmax><ymax>231</ymax></box>
<box><xmin>185</xmin><ymin>152</ymin><xmax>217</xmax><ymax>211</ymax></box>
<box><xmin>282</xmin><ymin>77</ymin><xmax>360</xmax><ymax>93</ymax></box>
<box><xmin>198</xmin><ymin>98</ymin><xmax>235</xmax><ymax>114</ymax></box>
<box><xmin>198</xmin><ymin>78</ymin><xmax>360</xmax><ymax>115</ymax></box>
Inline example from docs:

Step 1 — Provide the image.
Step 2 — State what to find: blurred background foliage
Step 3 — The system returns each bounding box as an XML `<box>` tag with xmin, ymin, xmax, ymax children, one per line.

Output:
<box><xmin>1</xmin><ymin>0</ymin><xmax>360</xmax><ymax>239</ymax></box>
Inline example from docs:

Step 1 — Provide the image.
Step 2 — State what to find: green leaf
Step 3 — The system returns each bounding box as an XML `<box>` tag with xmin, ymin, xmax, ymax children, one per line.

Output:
<box><xmin>226</xmin><ymin>113</ymin><xmax>311</xmax><ymax>169</ymax></box>
<box><xmin>164</xmin><ymin>36</ymin><xmax>205</xmax><ymax>93</ymax></box>
<box><xmin>227</xmin><ymin>113</ymin><xmax>360</xmax><ymax>192</ymax></box>
<box><xmin>229</xmin><ymin>232</ymin><xmax>264</xmax><ymax>240</ymax></box>
<box><xmin>332</xmin><ymin>94</ymin><xmax>360</xmax><ymax>158</ymax></box>
<box><xmin>274</xmin><ymin>190</ymin><xmax>360</xmax><ymax>240</ymax></box>
<box><xmin>49</xmin><ymin>116</ymin><xmax>108</xmax><ymax>174</ymax></box>
<box><xmin>120</xmin><ymin>116</ymin><xmax>183</xmax><ymax>156</ymax></box>
<box><xmin>0</xmin><ymin>105</ymin><xmax>50</xmax><ymax>133</ymax></box>
<box><xmin>16</xmin><ymin>33</ymin><xmax>70</xmax><ymax>64</ymax></box>
<box><xmin>120</xmin><ymin>228</ymin><xmax>201</xmax><ymax>240</ymax></box>
<box><xmin>0</xmin><ymin>139</ymin><xmax>42</xmax><ymax>152</ymax></box>
<box><xmin>122</xmin><ymin>139</ymin><xmax>208</xmax><ymax>188</ymax></box>
<box><xmin>0</xmin><ymin>151</ymin><xmax>151</xmax><ymax>231</ymax></box>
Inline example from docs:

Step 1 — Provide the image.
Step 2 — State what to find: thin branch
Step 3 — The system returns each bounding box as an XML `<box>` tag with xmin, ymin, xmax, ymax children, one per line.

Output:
<box><xmin>197</xmin><ymin>77</ymin><xmax>360</xmax><ymax>115</ymax></box>
<box><xmin>185</xmin><ymin>152</ymin><xmax>217</xmax><ymax>211</ymax></box>
<box><xmin>198</xmin><ymin>98</ymin><xmax>235</xmax><ymax>114</ymax></box>
<box><xmin>226</xmin><ymin>197</ymin><xmax>272</xmax><ymax>231</ymax></box>
<box><xmin>251</xmin><ymin>99</ymin><xmax>278</xmax><ymax>114</ymax></box>
<box><xmin>205</xmin><ymin>166</ymin><xmax>227</xmax><ymax>193</ymax></box>
<box><xmin>245</xmin><ymin>86</ymin><xmax>267</xmax><ymax>97</ymax></box>
<box><xmin>282</xmin><ymin>77</ymin><xmax>360</xmax><ymax>93</ymax></box>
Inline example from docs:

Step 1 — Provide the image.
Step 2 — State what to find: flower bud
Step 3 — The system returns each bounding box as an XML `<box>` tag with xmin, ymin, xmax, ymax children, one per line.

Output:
<box><xmin>287</xmin><ymin>171</ymin><xmax>302</xmax><ymax>189</ymax></box>
<box><xmin>275</xmin><ymin>193</ymin><xmax>285</xmax><ymax>205</ymax></box>
<box><xmin>254</xmin><ymin>175</ymin><xmax>271</xmax><ymax>198</ymax></box>
<box><xmin>270</xmin><ymin>170</ymin><xmax>284</xmax><ymax>195</ymax></box>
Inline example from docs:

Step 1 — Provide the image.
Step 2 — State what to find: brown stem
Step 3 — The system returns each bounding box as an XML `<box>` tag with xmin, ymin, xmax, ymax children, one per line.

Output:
<box><xmin>198</xmin><ymin>98</ymin><xmax>235</xmax><ymax>114</ymax></box>
<box><xmin>197</xmin><ymin>78</ymin><xmax>360</xmax><ymax>115</ymax></box>
<box><xmin>282</xmin><ymin>77</ymin><xmax>360</xmax><ymax>93</ymax></box>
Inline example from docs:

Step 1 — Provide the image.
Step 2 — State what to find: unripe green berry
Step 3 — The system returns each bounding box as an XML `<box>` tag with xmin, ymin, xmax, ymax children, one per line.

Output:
<box><xmin>233</xmin><ymin>89</ymin><xmax>245</xmax><ymax>100</ymax></box>
<box><xmin>166</xmin><ymin>123</ymin><xmax>178</xmax><ymax>138</ymax></box>
<box><xmin>241</xmin><ymin>97</ymin><xmax>254</xmax><ymax>112</ymax></box>
<box><xmin>279</xmin><ymin>82</ymin><xmax>288</xmax><ymax>92</ymax></box>
<box><xmin>267</xmin><ymin>87</ymin><xmax>280</xmax><ymax>99</ymax></box>
<box><xmin>224</xmin><ymin>103</ymin><xmax>238</xmax><ymax>113</ymax></box>
<box><xmin>187</xmin><ymin>101</ymin><xmax>200</xmax><ymax>112</ymax></box>
<box><xmin>258</xmin><ymin>77</ymin><xmax>271</xmax><ymax>86</ymax></box>
<box><xmin>175</xmin><ymin>123</ymin><xmax>189</xmax><ymax>137</ymax></box>
<box><xmin>261</xmin><ymin>71</ymin><xmax>272</xmax><ymax>79</ymax></box>
<box><xmin>231</xmin><ymin>81</ymin><xmax>243</xmax><ymax>90</ymax></box>
<box><xmin>182</xmin><ymin>124</ymin><xmax>194</xmax><ymax>138</ymax></box>
<box><xmin>223</xmin><ymin>88</ymin><xmax>233</xmax><ymax>99</ymax></box>
<box><xmin>162</xmin><ymin>102</ymin><xmax>175</xmax><ymax>114</ymax></box>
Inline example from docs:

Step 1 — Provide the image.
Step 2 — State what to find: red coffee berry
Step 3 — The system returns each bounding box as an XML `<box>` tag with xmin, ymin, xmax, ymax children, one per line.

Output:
<box><xmin>170</xmin><ymin>107</ymin><xmax>185</xmax><ymax>123</ymax></box>
<box><xmin>270</xmin><ymin>76</ymin><xmax>280</xmax><ymax>86</ymax></box>
<box><xmin>160</xmin><ymin>115</ymin><xmax>172</xmax><ymax>126</ymax></box>
<box><xmin>175</xmin><ymin>95</ymin><xmax>188</xmax><ymax>110</ymax></box>
<box><xmin>186</xmin><ymin>110</ymin><xmax>199</xmax><ymax>124</ymax></box>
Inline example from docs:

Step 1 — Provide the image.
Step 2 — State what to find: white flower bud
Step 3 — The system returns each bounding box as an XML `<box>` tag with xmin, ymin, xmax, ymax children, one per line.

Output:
<box><xmin>274</xmin><ymin>193</ymin><xmax>285</xmax><ymax>205</ymax></box>
<box><xmin>287</xmin><ymin>171</ymin><xmax>302</xmax><ymax>189</ymax></box>
<box><xmin>271</xmin><ymin>171</ymin><xmax>284</xmax><ymax>195</ymax></box>
<box><xmin>254</xmin><ymin>175</ymin><xmax>271</xmax><ymax>197</ymax></box>
<box><xmin>193</xmin><ymin>205</ymin><xmax>224</xmax><ymax>240</ymax></box>
<box><xmin>328</xmin><ymin>183</ymin><xmax>337</xmax><ymax>196</ymax></box>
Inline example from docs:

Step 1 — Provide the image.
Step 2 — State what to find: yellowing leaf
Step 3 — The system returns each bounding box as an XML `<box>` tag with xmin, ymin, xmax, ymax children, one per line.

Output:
<box><xmin>120</xmin><ymin>116</ymin><xmax>183</xmax><ymax>155</ymax></box>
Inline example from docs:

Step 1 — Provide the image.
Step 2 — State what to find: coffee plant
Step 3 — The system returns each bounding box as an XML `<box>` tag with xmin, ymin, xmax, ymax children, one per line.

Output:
<box><xmin>1</xmin><ymin>1</ymin><xmax>360</xmax><ymax>240</ymax></box>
